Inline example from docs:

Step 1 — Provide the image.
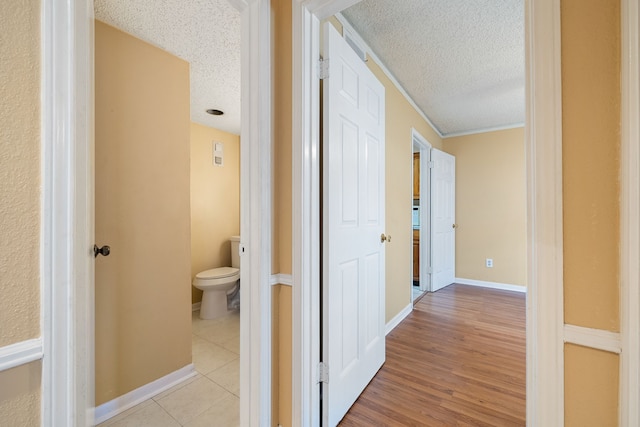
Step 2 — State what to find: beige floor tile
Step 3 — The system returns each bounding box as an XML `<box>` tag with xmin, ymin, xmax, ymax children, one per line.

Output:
<box><xmin>206</xmin><ymin>358</ymin><xmax>240</xmax><ymax>396</ymax></box>
<box><xmin>99</xmin><ymin>401</ymin><xmax>179</xmax><ymax>427</ymax></box>
<box><xmin>152</xmin><ymin>372</ymin><xmax>201</xmax><ymax>401</ymax></box>
<box><xmin>219</xmin><ymin>335</ymin><xmax>240</xmax><ymax>354</ymax></box>
<box><xmin>192</xmin><ymin>335</ymin><xmax>238</xmax><ymax>375</ymax></box>
<box><xmin>191</xmin><ymin>311</ymin><xmax>216</xmax><ymax>335</ymax></box>
<box><xmin>183</xmin><ymin>394</ymin><xmax>240</xmax><ymax>427</ymax></box>
<box><xmin>195</xmin><ymin>318</ymin><xmax>240</xmax><ymax>346</ymax></box>
<box><xmin>192</xmin><ymin>311</ymin><xmax>239</xmax><ymax>336</ymax></box>
<box><xmin>155</xmin><ymin>376</ymin><xmax>230</xmax><ymax>425</ymax></box>
<box><xmin>97</xmin><ymin>400</ymin><xmax>154</xmax><ymax>426</ymax></box>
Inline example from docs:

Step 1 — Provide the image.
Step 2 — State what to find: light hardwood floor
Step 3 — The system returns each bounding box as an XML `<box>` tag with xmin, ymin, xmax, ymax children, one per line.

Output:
<box><xmin>339</xmin><ymin>284</ymin><xmax>526</xmax><ymax>426</ymax></box>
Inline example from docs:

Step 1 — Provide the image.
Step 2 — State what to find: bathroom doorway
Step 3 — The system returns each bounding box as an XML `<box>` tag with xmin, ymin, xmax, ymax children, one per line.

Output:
<box><xmin>93</xmin><ymin>1</ymin><xmax>243</xmax><ymax>424</ymax></box>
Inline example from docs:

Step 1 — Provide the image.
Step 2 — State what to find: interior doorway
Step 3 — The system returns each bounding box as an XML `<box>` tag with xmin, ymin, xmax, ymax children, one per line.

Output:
<box><xmin>412</xmin><ymin>129</ymin><xmax>432</xmax><ymax>302</ymax></box>
<box><xmin>92</xmin><ymin>3</ymin><xmax>244</xmax><ymax>423</ymax></box>
<box><xmin>291</xmin><ymin>0</ymin><xmax>567</xmax><ymax>425</ymax></box>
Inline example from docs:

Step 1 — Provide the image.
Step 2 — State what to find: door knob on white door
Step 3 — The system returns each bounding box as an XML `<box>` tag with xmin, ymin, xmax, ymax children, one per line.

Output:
<box><xmin>380</xmin><ymin>233</ymin><xmax>391</xmax><ymax>243</ymax></box>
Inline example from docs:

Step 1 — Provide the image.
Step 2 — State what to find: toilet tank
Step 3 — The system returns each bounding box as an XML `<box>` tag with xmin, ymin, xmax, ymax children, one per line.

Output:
<box><xmin>230</xmin><ymin>235</ymin><xmax>241</xmax><ymax>268</ymax></box>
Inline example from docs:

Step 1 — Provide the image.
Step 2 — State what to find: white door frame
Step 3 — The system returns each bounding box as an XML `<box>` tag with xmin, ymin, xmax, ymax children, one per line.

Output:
<box><xmin>620</xmin><ymin>0</ymin><xmax>640</xmax><ymax>425</ymax></box>
<box><xmin>42</xmin><ymin>0</ymin><xmax>273</xmax><ymax>425</ymax></box>
<box><xmin>412</xmin><ymin>129</ymin><xmax>432</xmax><ymax>294</ymax></box>
<box><xmin>292</xmin><ymin>0</ymin><xmax>565</xmax><ymax>425</ymax></box>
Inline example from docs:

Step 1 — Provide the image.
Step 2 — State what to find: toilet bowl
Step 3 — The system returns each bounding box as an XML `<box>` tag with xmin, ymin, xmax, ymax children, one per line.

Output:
<box><xmin>193</xmin><ymin>236</ymin><xmax>241</xmax><ymax>319</ymax></box>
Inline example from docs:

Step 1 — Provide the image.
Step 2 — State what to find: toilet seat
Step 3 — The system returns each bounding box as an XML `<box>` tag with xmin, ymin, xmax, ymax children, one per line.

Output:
<box><xmin>196</xmin><ymin>266</ymin><xmax>239</xmax><ymax>280</ymax></box>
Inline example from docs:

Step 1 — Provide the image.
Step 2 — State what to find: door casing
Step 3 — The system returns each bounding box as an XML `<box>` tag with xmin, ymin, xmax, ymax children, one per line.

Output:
<box><xmin>412</xmin><ymin>129</ymin><xmax>432</xmax><ymax>294</ymax></box>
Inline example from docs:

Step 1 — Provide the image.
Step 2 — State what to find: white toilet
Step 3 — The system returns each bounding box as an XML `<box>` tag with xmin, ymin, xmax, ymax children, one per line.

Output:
<box><xmin>193</xmin><ymin>236</ymin><xmax>241</xmax><ymax>319</ymax></box>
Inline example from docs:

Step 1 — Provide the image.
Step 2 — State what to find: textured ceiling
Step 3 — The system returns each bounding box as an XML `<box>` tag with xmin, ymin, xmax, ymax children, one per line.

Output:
<box><xmin>94</xmin><ymin>0</ymin><xmax>523</xmax><ymax>138</ymax></box>
<box><xmin>342</xmin><ymin>0</ymin><xmax>524</xmax><ymax>136</ymax></box>
<box><xmin>94</xmin><ymin>0</ymin><xmax>241</xmax><ymax>135</ymax></box>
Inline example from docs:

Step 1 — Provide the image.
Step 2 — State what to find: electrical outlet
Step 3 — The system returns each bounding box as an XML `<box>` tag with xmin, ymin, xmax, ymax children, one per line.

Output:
<box><xmin>486</xmin><ymin>258</ymin><xmax>493</xmax><ymax>268</ymax></box>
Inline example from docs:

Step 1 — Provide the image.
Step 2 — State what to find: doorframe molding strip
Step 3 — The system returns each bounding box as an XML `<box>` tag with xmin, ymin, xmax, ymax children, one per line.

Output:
<box><xmin>620</xmin><ymin>0</ymin><xmax>640</xmax><ymax>424</ymax></box>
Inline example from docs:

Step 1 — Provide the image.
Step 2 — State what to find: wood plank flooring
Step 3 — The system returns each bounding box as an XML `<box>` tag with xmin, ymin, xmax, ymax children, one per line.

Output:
<box><xmin>338</xmin><ymin>284</ymin><xmax>526</xmax><ymax>427</ymax></box>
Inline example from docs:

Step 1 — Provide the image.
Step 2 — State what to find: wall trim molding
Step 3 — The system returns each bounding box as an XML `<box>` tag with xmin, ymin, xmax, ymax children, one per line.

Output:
<box><xmin>94</xmin><ymin>364</ymin><xmax>197</xmax><ymax>425</ymax></box>
<box><xmin>0</xmin><ymin>338</ymin><xmax>43</xmax><ymax>372</ymax></box>
<box><xmin>454</xmin><ymin>278</ymin><xmax>527</xmax><ymax>293</ymax></box>
<box><xmin>385</xmin><ymin>304</ymin><xmax>412</xmax><ymax>336</ymax></box>
<box><xmin>443</xmin><ymin>123</ymin><xmax>525</xmax><ymax>139</ymax></box>
<box><xmin>563</xmin><ymin>325</ymin><xmax>622</xmax><ymax>354</ymax></box>
<box><xmin>270</xmin><ymin>274</ymin><xmax>293</xmax><ymax>286</ymax></box>
<box><xmin>620</xmin><ymin>0</ymin><xmax>640</xmax><ymax>424</ymax></box>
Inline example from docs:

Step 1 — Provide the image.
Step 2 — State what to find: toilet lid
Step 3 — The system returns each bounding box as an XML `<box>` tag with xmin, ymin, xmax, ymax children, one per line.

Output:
<box><xmin>195</xmin><ymin>266</ymin><xmax>239</xmax><ymax>280</ymax></box>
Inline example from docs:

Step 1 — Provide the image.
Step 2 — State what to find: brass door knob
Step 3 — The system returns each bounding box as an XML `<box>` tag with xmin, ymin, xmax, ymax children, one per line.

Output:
<box><xmin>452</xmin><ymin>224</ymin><xmax>458</xmax><ymax>229</ymax></box>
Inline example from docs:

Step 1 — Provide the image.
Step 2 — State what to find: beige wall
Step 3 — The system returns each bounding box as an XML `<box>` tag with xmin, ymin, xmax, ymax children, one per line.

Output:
<box><xmin>0</xmin><ymin>0</ymin><xmax>41</xmax><ymax>348</ymax></box>
<box><xmin>273</xmin><ymin>0</ymin><xmax>293</xmax><ymax>275</ymax></box>
<box><xmin>443</xmin><ymin>128</ymin><xmax>527</xmax><ymax>287</ymax></box>
<box><xmin>277</xmin><ymin>286</ymin><xmax>292</xmax><ymax>427</ymax></box>
<box><xmin>95</xmin><ymin>21</ymin><xmax>192</xmax><ymax>405</ymax></box>
<box><xmin>562</xmin><ymin>0</ymin><xmax>620</xmax><ymax>332</ymax></box>
<box><xmin>561</xmin><ymin>0</ymin><xmax>620</xmax><ymax>424</ymax></box>
<box><xmin>0</xmin><ymin>363</ymin><xmax>41</xmax><ymax>427</ymax></box>
<box><xmin>0</xmin><ymin>1</ymin><xmax>41</xmax><ymax>425</ymax></box>
<box><xmin>271</xmin><ymin>0</ymin><xmax>293</xmax><ymax>423</ymax></box>
<box><xmin>190</xmin><ymin>123</ymin><xmax>240</xmax><ymax>304</ymax></box>
<box><xmin>565</xmin><ymin>344</ymin><xmax>619</xmax><ymax>427</ymax></box>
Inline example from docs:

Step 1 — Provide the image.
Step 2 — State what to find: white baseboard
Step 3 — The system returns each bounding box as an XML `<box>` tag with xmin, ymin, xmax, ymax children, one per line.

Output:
<box><xmin>454</xmin><ymin>277</ymin><xmax>527</xmax><ymax>293</ymax></box>
<box><xmin>0</xmin><ymin>338</ymin><xmax>43</xmax><ymax>372</ymax></box>
<box><xmin>270</xmin><ymin>273</ymin><xmax>293</xmax><ymax>286</ymax></box>
<box><xmin>192</xmin><ymin>302</ymin><xmax>201</xmax><ymax>312</ymax></box>
<box><xmin>94</xmin><ymin>364</ymin><xmax>197</xmax><ymax>424</ymax></box>
<box><xmin>386</xmin><ymin>303</ymin><xmax>413</xmax><ymax>335</ymax></box>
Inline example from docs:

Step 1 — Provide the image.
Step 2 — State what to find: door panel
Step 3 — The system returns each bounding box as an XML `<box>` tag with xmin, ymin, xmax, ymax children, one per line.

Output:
<box><xmin>431</xmin><ymin>148</ymin><xmax>456</xmax><ymax>292</ymax></box>
<box><xmin>323</xmin><ymin>22</ymin><xmax>386</xmax><ymax>426</ymax></box>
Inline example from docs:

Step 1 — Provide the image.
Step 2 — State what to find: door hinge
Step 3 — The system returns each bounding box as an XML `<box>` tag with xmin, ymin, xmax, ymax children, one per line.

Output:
<box><xmin>428</xmin><ymin>161</ymin><xmax>435</xmax><ymax>168</ymax></box>
<box><xmin>428</xmin><ymin>266</ymin><xmax>433</xmax><ymax>274</ymax></box>
<box><xmin>318</xmin><ymin>58</ymin><xmax>330</xmax><ymax>80</ymax></box>
<box><xmin>318</xmin><ymin>362</ymin><xmax>329</xmax><ymax>383</ymax></box>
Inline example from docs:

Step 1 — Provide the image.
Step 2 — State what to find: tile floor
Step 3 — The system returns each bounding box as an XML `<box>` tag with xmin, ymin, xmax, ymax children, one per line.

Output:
<box><xmin>98</xmin><ymin>310</ymin><xmax>240</xmax><ymax>427</ymax></box>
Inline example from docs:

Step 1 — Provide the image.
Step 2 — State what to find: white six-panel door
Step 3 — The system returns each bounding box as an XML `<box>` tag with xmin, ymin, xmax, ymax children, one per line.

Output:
<box><xmin>431</xmin><ymin>149</ymin><xmax>456</xmax><ymax>292</ymax></box>
<box><xmin>322</xmin><ymin>22</ymin><xmax>386</xmax><ymax>426</ymax></box>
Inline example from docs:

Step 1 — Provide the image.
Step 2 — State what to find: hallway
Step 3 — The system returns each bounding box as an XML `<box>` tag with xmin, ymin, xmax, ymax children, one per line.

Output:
<box><xmin>339</xmin><ymin>284</ymin><xmax>526</xmax><ymax>426</ymax></box>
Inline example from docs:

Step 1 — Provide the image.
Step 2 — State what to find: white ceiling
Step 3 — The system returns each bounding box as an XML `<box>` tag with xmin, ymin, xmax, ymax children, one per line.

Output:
<box><xmin>94</xmin><ymin>0</ymin><xmax>524</xmax><ymax>138</ymax></box>
<box><xmin>94</xmin><ymin>0</ymin><xmax>241</xmax><ymax>135</ymax></box>
<box><xmin>342</xmin><ymin>0</ymin><xmax>525</xmax><ymax>136</ymax></box>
